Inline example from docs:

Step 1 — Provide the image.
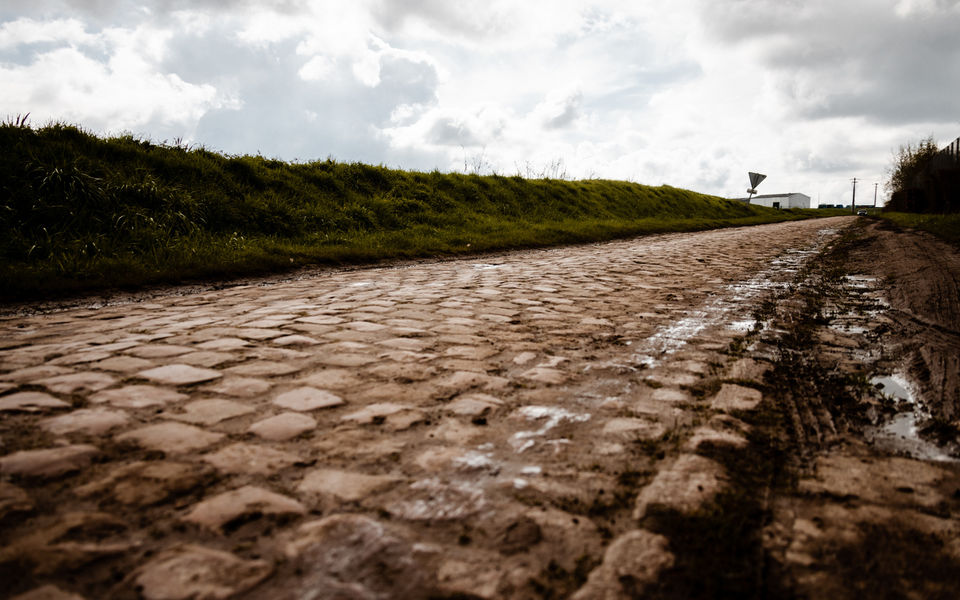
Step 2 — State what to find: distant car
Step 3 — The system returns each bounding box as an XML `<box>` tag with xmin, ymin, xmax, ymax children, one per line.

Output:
<box><xmin>857</xmin><ymin>210</ymin><xmax>868</xmax><ymax>216</ymax></box>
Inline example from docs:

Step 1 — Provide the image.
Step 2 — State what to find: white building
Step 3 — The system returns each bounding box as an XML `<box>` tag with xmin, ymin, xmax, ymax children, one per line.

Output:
<box><xmin>737</xmin><ymin>193</ymin><xmax>811</xmax><ymax>209</ymax></box>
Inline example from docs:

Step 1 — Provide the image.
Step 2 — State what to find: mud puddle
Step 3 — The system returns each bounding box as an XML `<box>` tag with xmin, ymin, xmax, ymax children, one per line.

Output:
<box><xmin>866</xmin><ymin>373</ymin><xmax>960</xmax><ymax>462</ymax></box>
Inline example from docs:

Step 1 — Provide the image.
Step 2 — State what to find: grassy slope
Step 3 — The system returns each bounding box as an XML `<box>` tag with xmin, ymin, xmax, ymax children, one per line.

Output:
<box><xmin>877</xmin><ymin>212</ymin><xmax>960</xmax><ymax>247</ymax></box>
<box><xmin>2</xmin><ymin>122</ymin><xmax>817</xmax><ymax>300</ymax></box>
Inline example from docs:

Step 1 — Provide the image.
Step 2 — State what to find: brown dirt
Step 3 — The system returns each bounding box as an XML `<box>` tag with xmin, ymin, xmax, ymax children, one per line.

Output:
<box><xmin>759</xmin><ymin>219</ymin><xmax>960</xmax><ymax>599</ymax></box>
<box><xmin>850</xmin><ymin>220</ymin><xmax>960</xmax><ymax>422</ymax></box>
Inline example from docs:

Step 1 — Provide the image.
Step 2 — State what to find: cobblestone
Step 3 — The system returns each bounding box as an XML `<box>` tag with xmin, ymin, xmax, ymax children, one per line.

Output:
<box><xmin>0</xmin><ymin>218</ymin><xmax>852</xmax><ymax>598</ymax></box>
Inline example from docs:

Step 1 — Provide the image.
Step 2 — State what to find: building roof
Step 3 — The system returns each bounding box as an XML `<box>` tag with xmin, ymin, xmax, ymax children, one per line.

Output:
<box><xmin>745</xmin><ymin>193</ymin><xmax>809</xmax><ymax>199</ymax></box>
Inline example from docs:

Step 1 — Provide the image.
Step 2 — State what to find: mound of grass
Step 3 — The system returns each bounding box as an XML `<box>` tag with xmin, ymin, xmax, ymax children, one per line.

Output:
<box><xmin>878</xmin><ymin>212</ymin><xmax>960</xmax><ymax>246</ymax></box>
<box><xmin>2</xmin><ymin>122</ymin><xmax>814</xmax><ymax>300</ymax></box>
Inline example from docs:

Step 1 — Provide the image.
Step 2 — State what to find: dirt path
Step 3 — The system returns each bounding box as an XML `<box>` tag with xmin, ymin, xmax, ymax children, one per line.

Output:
<box><xmin>852</xmin><ymin>221</ymin><xmax>960</xmax><ymax>422</ymax></box>
<box><xmin>755</xmin><ymin>220</ymin><xmax>960</xmax><ymax>599</ymax></box>
<box><xmin>2</xmin><ymin>215</ymin><xmax>956</xmax><ymax>599</ymax></box>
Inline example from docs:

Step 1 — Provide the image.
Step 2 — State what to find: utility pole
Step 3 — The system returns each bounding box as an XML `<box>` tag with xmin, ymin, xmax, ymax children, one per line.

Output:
<box><xmin>851</xmin><ymin>177</ymin><xmax>858</xmax><ymax>214</ymax></box>
<box><xmin>873</xmin><ymin>182</ymin><xmax>878</xmax><ymax>208</ymax></box>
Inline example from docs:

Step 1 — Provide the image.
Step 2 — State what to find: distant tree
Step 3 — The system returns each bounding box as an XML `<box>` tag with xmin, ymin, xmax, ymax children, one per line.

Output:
<box><xmin>886</xmin><ymin>136</ymin><xmax>939</xmax><ymax>197</ymax></box>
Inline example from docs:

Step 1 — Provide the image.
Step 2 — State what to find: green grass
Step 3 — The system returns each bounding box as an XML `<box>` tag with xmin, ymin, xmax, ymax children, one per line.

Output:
<box><xmin>877</xmin><ymin>212</ymin><xmax>960</xmax><ymax>246</ymax></box>
<box><xmin>2</xmin><ymin>121</ymin><xmax>822</xmax><ymax>300</ymax></box>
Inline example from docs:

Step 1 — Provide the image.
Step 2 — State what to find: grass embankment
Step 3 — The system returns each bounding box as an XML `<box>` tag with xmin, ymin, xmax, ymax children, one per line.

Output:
<box><xmin>878</xmin><ymin>212</ymin><xmax>960</xmax><ymax>246</ymax></box>
<box><xmin>2</xmin><ymin>122</ymin><xmax>815</xmax><ymax>300</ymax></box>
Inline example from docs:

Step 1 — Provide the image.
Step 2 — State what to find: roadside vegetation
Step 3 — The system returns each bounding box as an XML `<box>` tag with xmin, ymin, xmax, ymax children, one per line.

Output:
<box><xmin>884</xmin><ymin>134</ymin><xmax>959</xmax><ymax>214</ymax></box>
<box><xmin>2</xmin><ymin>119</ymin><xmax>820</xmax><ymax>300</ymax></box>
<box><xmin>876</xmin><ymin>212</ymin><xmax>960</xmax><ymax>247</ymax></box>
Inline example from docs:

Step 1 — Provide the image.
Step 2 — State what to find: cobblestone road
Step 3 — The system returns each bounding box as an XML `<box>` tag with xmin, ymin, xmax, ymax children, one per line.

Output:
<box><xmin>1</xmin><ymin>217</ymin><xmax>852</xmax><ymax>599</ymax></box>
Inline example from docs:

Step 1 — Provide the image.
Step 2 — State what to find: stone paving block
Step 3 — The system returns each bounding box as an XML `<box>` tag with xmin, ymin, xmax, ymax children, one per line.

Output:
<box><xmin>0</xmin><ymin>481</ymin><xmax>34</xmax><ymax>520</ymax></box>
<box><xmin>125</xmin><ymin>344</ymin><xmax>193</xmax><ymax>359</ymax></box>
<box><xmin>297</xmin><ymin>469</ymin><xmax>402</xmax><ymax>502</ymax></box>
<box><xmin>343</xmin><ymin>320</ymin><xmax>388</xmax><ymax>332</ymax></box>
<box><xmin>435</xmin><ymin>358</ymin><xmax>488</xmax><ymax>373</ymax></box>
<box><xmin>351</xmin><ymin>381</ymin><xmax>437</xmax><ymax>405</ymax></box>
<box><xmin>89</xmin><ymin>385</ymin><xmax>188</xmax><ymax>408</ymax></box>
<box><xmin>280</xmin><ymin>514</ymin><xmax>430</xmax><ymax>600</ymax></box>
<box><xmin>434</xmin><ymin>371</ymin><xmax>510</xmax><ymax>393</ymax></box>
<box><xmin>273</xmin><ymin>334</ymin><xmax>321</xmax><ymax>346</ymax></box>
<box><xmin>443</xmin><ymin>345</ymin><xmax>499</xmax><ymax>360</ymax></box>
<box><xmin>273</xmin><ymin>387</ymin><xmax>345</xmax><ymax>411</ymax></box>
<box><xmin>646</xmin><ymin>371</ymin><xmax>700</xmax><ymax>387</ymax></box>
<box><xmin>519</xmin><ymin>367</ymin><xmax>569</xmax><ymax>385</ymax></box>
<box><xmin>116</xmin><ymin>422</ymin><xmax>224</xmax><ymax>453</ymax></box>
<box><xmin>314</xmin><ymin>352</ymin><xmax>378</xmax><ymax>368</ymax></box>
<box><xmin>651</xmin><ymin>387</ymin><xmax>691</xmax><ymax>404</ymax></box>
<box><xmin>248</xmin><ymin>412</ymin><xmax>317</xmax><ymax>441</ymax></box>
<box><xmin>195</xmin><ymin>337</ymin><xmax>250</xmax><ymax>351</ymax></box>
<box><xmin>202</xmin><ymin>443</ymin><xmax>303</xmax><ymax>475</ymax></box>
<box><xmin>91</xmin><ymin>355</ymin><xmax>154</xmax><ymax>373</ymax></box>
<box><xmin>512</xmin><ymin>351</ymin><xmax>538</xmax><ymax>365</ymax></box>
<box><xmin>634</xmin><ymin>454</ymin><xmax>727</xmax><ymax>519</ymax></box>
<box><xmin>204</xmin><ymin>376</ymin><xmax>272</xmax><ymax>397</ymax></box>
<box><xmin>240</xmin><ymin>318</ymin><xmax>290</xmax><ymax>329</ymax></box>
<box><xmin>76</xmin><ymin>461</ymin><xmax>212</xmax><ymax>506</ymax></box>
<box><xmin>340</xmin><ymin>402</ymin><xmax>411</xmax><ymax>425</ymax></box>
<box><xmin>376</xmin><ymin>337</ymin><xmax>433</xmax><ymax>352</ymax></box>
<box><xmin>0</xmin><ymin>510</ymin><xmax>133</xmax><ymax>575</ymax></box>
<box><xmin>224</xmin><ymin>361</ymin><xmax>301</xmax><ymax>377</ymax></box>
<box><xmin>138</xmin><ymin>364</ymin><xmax>223</xmax><ymax>386</ymax></box>
<box><xmin>366</xmin><ymin>361</ymin><xmax>438</xmax><ymax>382</ymax></box>
<box><xmin>296</xmin><ymin>315</ymin><xmax>345</xmax><ymax>325</ymax></box>
<box><xmin>601</xmin><ymin>417</ymin><xmax>666</xmax><ymax>439</ymax></box>
<box><xmin>683</xmin><ymin>425</ymin><xmax>749</xmax><ymax>451</ymax></box>
<box><xmin>385</xmin><ymin>477</ymin><xmax>486</xmax><ymax>521</ymax></box>
<box><xmin>572</xmin><ymin>529</ymin><xmax>675</xmax><ymax>600</ymax></box>
<box><xmin>177</xmin><ymin>351</ymin><xmax>234</xmax><ymax>368</ymax></box>
<box><xmin>234</xmin><ymin>328</ymin><xmax>286</xmax><ymax>340</ymax></box>
<box><xmin>47</xmin><ymin>350</ymin><xmax>113</xmax><ymax>366</ymax></box>
<box><xmin>131</xmin><ymin>544</ymin><xmax>273</xmax><ymax>600</ymax></box>
<box><xmin>711</xmin><ymin>383</ymin><xmax>763</xmax><ymax>412</ymax></box>
<box><xmin>0</xmin><ymin>365</ymin><xmax>75</xmax><ymax>383</ymax></box>
<box><xmin>40</xmin><ymin>408</ymin><xmax>129</xmax><ymax>435</ymax></box>
<box><xmin>182</xmin><ymin>485</ymin><xmax>306</xmax><ymax>532</ymax></box>
<box><xmin>0</xmin><ymin>391</ymin><xmax>71</xmax><ymax>412</ymax></box>
<box><xmin>0</xmin><ymin>445</ymin><xmax>99</xmax><ymax>478</ymax></box>
<box><xmin>445</xmin><ymin>393</ymin><xmax>503</xmax><ymax>417</ymax></box>
<box><xmin>165</xmin><ymin>399</ymin><xmax>255</xmax><ymax>425</ymax></box>
<box><xmin>37</xmin><ymin>372</ymin><xmax>117</xmax><ymax>395</ymax></box>
<box><xmin>10</xmin><ymin>585</ymin><xmax>86</xmax><ymax>600</ymax></box>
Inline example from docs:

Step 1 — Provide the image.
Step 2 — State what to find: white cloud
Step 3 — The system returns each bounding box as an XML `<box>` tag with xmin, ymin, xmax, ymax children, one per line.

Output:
<box><xmin>2</xmin><ymin>0</ymin><xmax>958</xmax><ymax>206</ymax></box>
<box><xmin>0</xmin><ymin>17</ymin><xmax>97</xmax><ymax>48</ymax></box>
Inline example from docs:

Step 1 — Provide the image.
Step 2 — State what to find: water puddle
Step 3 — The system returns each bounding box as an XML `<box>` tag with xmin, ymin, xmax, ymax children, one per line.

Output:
<box><xmin>509</xmin><ymin>406</ymin><xmax>590</xmax><ymax>453</ymax></box>
<box><xmin>865</xmin><ymin>374</ymin><xmax>958</xmax><ymax>462</ymax></box>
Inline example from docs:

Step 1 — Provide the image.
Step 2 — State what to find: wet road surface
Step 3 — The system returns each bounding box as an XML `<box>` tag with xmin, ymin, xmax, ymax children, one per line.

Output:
<box><xmin>1</xmin><ymin>217</ymin><xmax>852</xmax><ymax>599</ymax></box>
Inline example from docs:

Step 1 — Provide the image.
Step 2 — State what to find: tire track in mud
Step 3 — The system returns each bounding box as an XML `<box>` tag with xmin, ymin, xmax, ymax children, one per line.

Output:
<box><xmin>744</xmin><ymin>222</ymin><xmax>960</xmax><ymax>599</ymax></box>
<box><xmin>0</xmin><ymin>217</ymin><xmax>855</xmax><ymax>599</ymax></box>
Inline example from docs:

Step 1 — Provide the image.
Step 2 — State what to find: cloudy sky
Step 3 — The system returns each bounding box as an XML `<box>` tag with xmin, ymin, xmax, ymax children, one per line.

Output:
<box><xmin>2</xmin><ymin>0</ymin><xmax>958</xmax><ymax>204</ymax></box>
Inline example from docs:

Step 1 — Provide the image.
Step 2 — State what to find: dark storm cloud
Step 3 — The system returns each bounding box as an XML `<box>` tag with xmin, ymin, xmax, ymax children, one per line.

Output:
<box><xmin>372</xmin><ymin>0</ymin><xmax>507</xmax><ymax>39</ymax></box>
<box><xmin>696</xmin><ymin>0</ymin><xmax>960</xmax><ymax>126</ymax></box>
